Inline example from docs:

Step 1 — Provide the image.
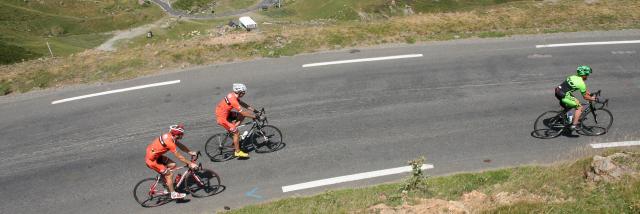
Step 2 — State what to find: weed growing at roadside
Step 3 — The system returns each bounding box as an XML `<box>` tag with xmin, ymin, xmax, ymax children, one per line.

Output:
<box><xmin>388</xmin><ymin>157</ymin><xmax>429</xmax><ymax>204</ymax></box>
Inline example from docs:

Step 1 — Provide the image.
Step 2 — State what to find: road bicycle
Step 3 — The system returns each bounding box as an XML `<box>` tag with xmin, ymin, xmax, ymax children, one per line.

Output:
<box><xmin>205</xmin><ymin>108</ymin><xmax>283</xmax><ymax>162</ymax></box>
<box><xmin>533</xmin><ymin>90</ymin><xmax>613</xmax><ymax>139</ymax></box>
<box><xmin>133</xmin><ymin>152</ymin><xmax>223</xmax><ymax>207</ymax></box>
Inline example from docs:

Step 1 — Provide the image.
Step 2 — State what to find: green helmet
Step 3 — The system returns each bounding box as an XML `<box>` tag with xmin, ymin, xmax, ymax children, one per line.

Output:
<box><xmin>576</xmin><ymin>65</ymin><xmax>592</xmax><ymax>76</ymax></box>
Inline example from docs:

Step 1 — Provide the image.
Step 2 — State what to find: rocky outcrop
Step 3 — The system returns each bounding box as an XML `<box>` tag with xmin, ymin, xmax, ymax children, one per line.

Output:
<box><xmin>586</xmin><ymin>152</ymin><xmax>640</xmax><ymax>183</ymax></box>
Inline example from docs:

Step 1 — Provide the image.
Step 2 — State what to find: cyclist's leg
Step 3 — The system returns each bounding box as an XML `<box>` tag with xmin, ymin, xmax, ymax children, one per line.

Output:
<box><xmin>218</xmin><ymin>119</ymin><xmax>246</xmax><ymax>157</ymax></box>
<box><xmin>146</xmin><ymin>156</ymin><xmax>174</xmax><ymax>193</ymax></box>
<box><xmin>562</xmin><ymin>96</ymin><xmax>581</xmax><ymax>126</ymax></box>
<box><xmin>159</xmin><ymin>156</ymin><xmax>187</xmax><ymax>199</ymax></box>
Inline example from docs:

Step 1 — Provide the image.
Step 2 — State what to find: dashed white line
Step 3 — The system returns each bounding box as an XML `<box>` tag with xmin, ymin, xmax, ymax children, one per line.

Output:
<box><xmin>590</xmin><ymin>141</ymin><xmax>640</xmax><ymax>149</ymax></box>
<box><xmin>302</xmin><ymin>54</ymin><xmax>423</xmax><ymax>68</ymax></box>
<box><xmin>51</xmin><ymin>80</ymin><xmax>181</xmax><ymax>104</ymax></box>
<box><xmin>282</xmin><ymin>164</ymin><xmax>434</xmax><ymax>193</ymax></box>
<box><xmin>536</xmin><ymin>40</ymin><xmax>640</xmax><ymax>48</ymax></box>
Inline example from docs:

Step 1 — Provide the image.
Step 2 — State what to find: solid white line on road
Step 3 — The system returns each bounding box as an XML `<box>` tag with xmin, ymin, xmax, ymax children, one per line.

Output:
<box><xmin>51</xmin><ymin>80</ymin><xmax>181</xmax><ymax>105</ymax></box>
<box><xmin>590</xmin><ymin>141</ymin><xmax>640</xmax><ymax>149</ymax></box>
<box><xmin>536</xmin><ymin>40</ymin><xmax>640</xmax><ymax>48</ymax></box>
<box><xmin>302</xmin><ymin>54</ymin><xmax>423</xmax><ymax>68</ymax></box>
<box><xmin>281</xmin><ymin>164</ymin><xmax>434</xmax><ymax>193</ymax></box>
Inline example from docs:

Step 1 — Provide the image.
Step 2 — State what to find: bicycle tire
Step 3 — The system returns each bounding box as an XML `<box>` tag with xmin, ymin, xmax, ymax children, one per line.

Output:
<box><xmin>133</xmin><ymin>177</ymin><xmax>171</xmax><ymax>207</ymax></box>
<box><xmin>580</xmin><ymin>108</ymin><xmax>613</xmax><ymax>136</ymax></box>
<box><xmin>533</xmin><ymin>110</ymin><xmax>566</xmax><ymax>139</ymax></box>
<box><xmin>186</xmin><ymin>168</ymin><xmax>223</xmax><ymax>198</ymax></box>
<box><xmin>205</xmin><ymin>133</ymin><xmax>235</xmax><ymax>162</ymax></box>
<box><xmin>253</xmin><ymin>125</ymin><xmax>283</xmax><ymax>153</ymax></box>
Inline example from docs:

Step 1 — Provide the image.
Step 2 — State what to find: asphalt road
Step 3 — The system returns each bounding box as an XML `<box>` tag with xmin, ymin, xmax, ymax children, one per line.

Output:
<box><xmin>1</xmin><ymin>30</ymin><xmax>639</xmax><ymax>214</ymax></box>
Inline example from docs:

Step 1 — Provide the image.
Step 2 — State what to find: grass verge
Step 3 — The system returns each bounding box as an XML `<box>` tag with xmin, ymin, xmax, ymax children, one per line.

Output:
<box><xmin>224</xmin><ymin>150</ymin><xmax>640</xmax><ymax>213</ymax></box>
<box><xmin>1</xmin><ymin>0</ymin><xmax>640</xmax><ymax>94</ymax></box>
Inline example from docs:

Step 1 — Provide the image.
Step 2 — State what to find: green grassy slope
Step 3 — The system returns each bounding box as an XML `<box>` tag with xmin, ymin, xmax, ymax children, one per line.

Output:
<box><xmin>261</xmin><ymin>0</ymin><xmax>525</xmax><ymax>20</ymax></box>
<box><xmin>0</xmin><ymin>0</ymin><xmax>163</xmax><ymax>64</ymax></box>
<box><xmin>174</xmin><ymin>0</ymin><xmax>257</xmax><ymax>13</ymax></box>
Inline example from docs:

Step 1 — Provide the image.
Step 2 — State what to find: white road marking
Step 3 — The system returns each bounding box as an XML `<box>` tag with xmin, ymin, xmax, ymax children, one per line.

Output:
<box><xmin>536</xmin><ymin>40</ymin><xmax>640</xmax><ymax>48</ymax></box>
<box><xmin>302</xmin><ymin>54</ymin><xmax>423</xmax><ymax>68</ymax></box>
<box><xmin>590</xmin><ymin>141</ymin><xmax>640</xmax><ymax>149</ymax></box>
<box><xmin>527</xmin><ymin>54</ymin><xmax>552</xmax><ymax>59</ymax></box>
<box><xmin>281</xmin><ymin>164</ymin><xmax>434</xmax><ymax>193</ymax></box>
<box><xmin>611</xmin><ymin>50</ymin><xmax>637</xmax><ymax>55</ymax></box>
<box><xmin>51</xmin><ymin>80</ymin><xmax>181</xmax><ymax>104</ymax></box>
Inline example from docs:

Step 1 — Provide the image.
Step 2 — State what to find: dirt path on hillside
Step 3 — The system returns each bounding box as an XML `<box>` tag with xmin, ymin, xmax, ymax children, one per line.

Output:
<box><xmin>96</xmin><ymin>0</ymin><xmax>269</xmax><ymax>51</ymax></box>
<box><xmin>96</xmin><ymin>18</ymin><xmax>173</xmax><ymax>51</ymax></box>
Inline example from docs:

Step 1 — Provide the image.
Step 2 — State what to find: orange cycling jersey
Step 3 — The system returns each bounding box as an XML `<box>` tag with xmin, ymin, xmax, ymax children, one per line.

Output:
<box><xmin>215</xmin><ymin>92</ymin><xmax>243</xmax><ymax>121</ymax></box>
<box><xmin>145</xmin><ymin>133</ymin><xmax>177</xmax><ymax>161</ymax></box>
<box><xmin>215</xmin><ymin>92</ymin><xmax>244</xmax><ymax>132</ymax></box>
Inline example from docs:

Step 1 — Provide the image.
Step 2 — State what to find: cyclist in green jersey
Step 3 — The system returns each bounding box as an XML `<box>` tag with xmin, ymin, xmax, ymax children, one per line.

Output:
<box><xmin>554</xmin><ymin>65</ymin><xmax>598</xmax><ymax>130</ymax></box>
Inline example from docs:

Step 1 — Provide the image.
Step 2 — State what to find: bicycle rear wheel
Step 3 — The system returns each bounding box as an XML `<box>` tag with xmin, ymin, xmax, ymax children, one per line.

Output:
<box><xmin>580</xmin><ymin>108</ymin><xmax>613</xmax><ymax>136</ymax></box>
<box><xmin>186</xmin><ymin>168</ymin><xmax>223</xmax><ymax>198</ymax></box>
<box><xmin>254</xmin><ymin>125</ymin><xmax>283</xmax><ymax>153</ymax></box>
<box><xmin>133</xmin><ymin>177</ymin><xmax>171</xmax><ymax>207</ymax></box>
<box><xmin>205</xmin><ymin>133</ymin><xmax>235</xmax><ymax>162</ymax></box>
<box><xmin>533</xmin><ymin>110</ymin><xmax>566</xmax><ymax>139</ymax></box>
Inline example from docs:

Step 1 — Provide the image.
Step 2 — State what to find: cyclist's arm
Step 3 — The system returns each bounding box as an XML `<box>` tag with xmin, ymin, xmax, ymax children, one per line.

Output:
<box><xmin>239</xmin><ymin>109</ymin><xmax>257</xmax><ymax>119</ymax></box>
<box><xmin>238</xmin><ymin>99</ymin><xmax>255</xmax><ymax>112</ymax></box>
<box><xmin>582</xmin><ymin>89</ymin><xmax>597</xmax><ymax>102</ymax></box>
<box><xmin>171</xmin><ymin>150</ymin><xmax>191</xmax><ymax>165</ymax></box>
<box><xmin>175</xmin><ymin>141</ymin><xmax>193</xmax><ymax>154</ymax></box>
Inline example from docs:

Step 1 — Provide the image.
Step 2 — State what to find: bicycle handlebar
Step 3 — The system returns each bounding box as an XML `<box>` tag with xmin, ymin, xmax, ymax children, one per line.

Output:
<box><xmin>252</xmin><ymin>108</ymin><xmax>268</xmax><ymax>124</ymax></box>
<box><xmin>588</xmin><ymin>90</ymin><xmax>609</xmax><ymax>108</ymax></box>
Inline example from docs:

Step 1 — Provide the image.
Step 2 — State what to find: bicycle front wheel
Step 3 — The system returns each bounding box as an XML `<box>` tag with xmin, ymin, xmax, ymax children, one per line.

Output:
<box><xmin>533</xmin><ymin>110</ymin><xmax>566</xmax><ymax>139</ymax></box>
<box><xmin>205</xmin><ymin>133</ymin><xmax>235</xmax><ymax>162</ymax></box>
<box><xmin>254</xmin><ymin>125</ymin><xmax>283</xmax><ymax>153</ymax></box>
<box><xmin>133</xmin><ymin>177</ymin><xmax>171</xmax><ymax>207</ymax></box>
<box><xmin>580</xmin><ymin>108</ymin><xmax>613</xmax><ymax>136</ymax></box>
<box><xmin>186</xmin><ymin>168</ymin><xmax>223</xmax><ymax>198</ymax></box>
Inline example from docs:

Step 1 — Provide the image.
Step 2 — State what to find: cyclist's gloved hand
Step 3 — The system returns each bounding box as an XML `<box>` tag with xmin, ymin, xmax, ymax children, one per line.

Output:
<box><xmin>594</xmin><ymin>97</ymin><xmax>601</xmax><ymax>103</ymax></box>
<box><xmin>188</xmin><ymin>151</ymin><xmax>198</xmax><ymax>156</ymax></box>
<box><xmin>253</xmin><ymin>109</ymin><xmax>260</xmax><ymax>114</ymax></box>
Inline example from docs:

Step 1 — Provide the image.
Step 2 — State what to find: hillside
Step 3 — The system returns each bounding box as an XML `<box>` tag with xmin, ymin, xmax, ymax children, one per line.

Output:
<box><xmin>0</xmin><ymin>0</ymin><xmax>163</xmax><ymax>64</ymax></box>
<box><xmin>1</xmin><ymin>0</ymin><xmax>639</xmax><ymax>95</ymax></box>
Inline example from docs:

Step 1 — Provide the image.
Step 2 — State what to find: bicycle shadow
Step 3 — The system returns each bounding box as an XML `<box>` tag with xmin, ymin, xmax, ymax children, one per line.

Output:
<box><xmin>530</xmin><ymin>129</ymin><xmax>581</xmax><ymax>139</ymax></box>
<box><xmin>214</xmin><ymin>141</ymin><xmax>287</xmax><ymax>161</ymax></box>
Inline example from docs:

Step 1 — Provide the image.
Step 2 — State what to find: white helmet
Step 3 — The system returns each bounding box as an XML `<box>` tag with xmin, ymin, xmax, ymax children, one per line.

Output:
<box><xmin>232</xmin><ymin>83</ymin><xmax>247</xmax><ymax>93</ymax></box>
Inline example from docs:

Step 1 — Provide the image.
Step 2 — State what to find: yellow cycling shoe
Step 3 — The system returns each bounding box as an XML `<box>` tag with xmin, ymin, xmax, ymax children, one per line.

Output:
<box><xmin>234</xmin><ymin>150</ymin><xmax>249</xmax><ymax>158</ymax></box>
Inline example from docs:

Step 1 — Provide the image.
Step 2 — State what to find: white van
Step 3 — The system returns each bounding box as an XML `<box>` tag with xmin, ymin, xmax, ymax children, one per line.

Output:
<box><xmin>238</xmin><ymin>16</ymin><xmax>257</xmax><ymax>31</ymax></box>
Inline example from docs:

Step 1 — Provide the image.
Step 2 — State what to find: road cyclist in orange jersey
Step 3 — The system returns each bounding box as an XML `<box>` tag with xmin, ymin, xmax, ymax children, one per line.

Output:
<box><xmin>215</xmin><ymin>83</ymin><xmax>263</xmax><ymax>158</ymax></box>
<box><xmin>144</xmin><ymin>123</ymin><xmax>198</xmax><ymax>199</ymax></box>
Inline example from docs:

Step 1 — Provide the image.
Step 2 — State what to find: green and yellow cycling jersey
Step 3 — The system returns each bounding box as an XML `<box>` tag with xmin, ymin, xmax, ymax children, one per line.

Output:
<box><xmin>555</xmin><ymin>75</ymin><xmax>587</xmax><ymax>108</ymax></box>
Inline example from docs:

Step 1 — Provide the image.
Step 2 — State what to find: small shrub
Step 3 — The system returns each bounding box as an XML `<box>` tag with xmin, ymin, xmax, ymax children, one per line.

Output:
<box><xmin>405</xmin><ymin>36</ymin><xmax>416</xmax><ymax>44</ymax></box>
<box><xmin>0</xmin><ymin>80</ymin><xmax>12</xmax><ymax>95</ymax></box>
<box><xmin>33</xmin><ymin>70</ymin><xmax>54</xmax><ymax>88</ymax></box>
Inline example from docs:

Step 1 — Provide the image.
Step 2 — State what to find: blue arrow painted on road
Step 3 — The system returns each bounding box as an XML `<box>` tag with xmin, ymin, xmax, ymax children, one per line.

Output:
<box><xmin>245</xmin><ymin>187</ymin><xmax>263</xmax><ymax>199</ymax></box>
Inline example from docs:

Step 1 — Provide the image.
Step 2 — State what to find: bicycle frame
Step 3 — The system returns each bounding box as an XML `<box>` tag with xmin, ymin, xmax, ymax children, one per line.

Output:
<box><xmin>232</xmin><ymin>109</ymin><xmax>269</xmax><ymax>146</ymax></box>
<box><xmin>560</xmin><ymin>90</ymin><xmax>608</xmax><ymax>126</ymax></box>
<box><xmin>147</xmin><ymin>155</ymin><xmax>204</xmax><ymax>197</ymax></box>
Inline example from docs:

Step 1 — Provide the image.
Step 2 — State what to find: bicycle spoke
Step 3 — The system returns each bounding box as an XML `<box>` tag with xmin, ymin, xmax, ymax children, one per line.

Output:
<box><xmin>580</xmin><ymin>109</ymin><xmax>613</xmax><ymax>136</ymax></box>
<box><xmin>187</xmin><ymin>169</ymin><xmax>222</xmax><ymax>198</ymax></box>
<box><xmin>133</xmin><ymin>178</ymin><xmax>171</xmax><ymax>207</ymax></box>
<box><xmin>533</xmin><ymin>111</ymin><xmax>566</xmax><ymax>139</ymax></box>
